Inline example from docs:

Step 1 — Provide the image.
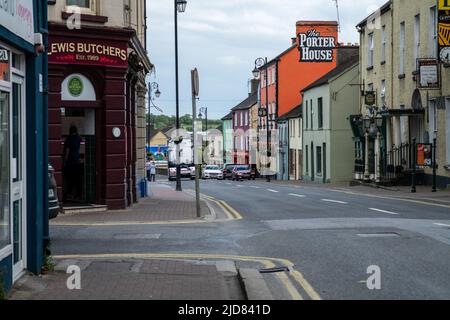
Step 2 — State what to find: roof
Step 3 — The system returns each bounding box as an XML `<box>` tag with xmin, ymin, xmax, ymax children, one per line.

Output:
<box><xmin>301</xmin><ymin>55</ymin><xmax>359</xmax><ymax>92</ymax></box>
<box><xmin>278</xmin><ymin>105</ymin><xmax>302</xmax><ymax>121</ymax></box>
<box><xmin>356</xmin><ymin>1</ymin><xmax>391</xmax><ymax>28</ymax></box>
<box><xmin>296</xmin><ymin>21</ymin><xmax>338</xmax><ymax>27</ymax></box>
<box><xmin>221</xmin><ymin>111</ymin><xmax>233</xmax><ymax>121</ymax></box>
<box><xmin>231</xmin><ymin>92</ymin><xmax>258</xmax><ymax>111</ymax></box>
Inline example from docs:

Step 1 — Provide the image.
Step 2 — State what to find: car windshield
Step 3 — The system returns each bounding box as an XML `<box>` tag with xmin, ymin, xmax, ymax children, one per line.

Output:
<box><xmin>237</xmin><ymin>166</ymin><xmax>249</xmax><ymax>171</ymax></box>
<box><xmin>205</xmin><ymin>166</ymin><xmax>219</xmax><ymax>170</ymax></box>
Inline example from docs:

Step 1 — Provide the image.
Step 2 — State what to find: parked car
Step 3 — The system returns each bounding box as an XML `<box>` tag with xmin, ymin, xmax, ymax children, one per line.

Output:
<box><xmin>223</xmin><ymin>164</ymin><xmax>237</xmax><ymax>180</ymax></box>
<box><xmin>202</xmin><ymin>165</ymin><xmax>224</xmax><ymax>180</ymax></box>
<box><xmin>231</xmin><ymin>165</ymin><xmax>254</xmax><ymax>181</ymax></box>
<box><xmin>168</xmin><ymin>163</ymin><xmax>194</xmax><ymax>181</ymax></box>
<box><xmin>48</xmin><ymin>164</ymin><xmax>60</xmax><ymax>219</ymax></box>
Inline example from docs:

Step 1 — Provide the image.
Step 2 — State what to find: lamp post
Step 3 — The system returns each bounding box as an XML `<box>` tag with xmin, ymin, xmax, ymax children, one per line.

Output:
<box><xmin>147</xmin><ymin>82</ymin><xmax>161</xmax><ymax>156</ymax></box>
<box><xmin>253</xmin><ymin>57</ymin><xmax>271</xmax><ymax>183</ymax></box>
<box><xmin>174</xmin><ymin>0</ymin><xmax>187</xmax><ymax>191</ymax></box>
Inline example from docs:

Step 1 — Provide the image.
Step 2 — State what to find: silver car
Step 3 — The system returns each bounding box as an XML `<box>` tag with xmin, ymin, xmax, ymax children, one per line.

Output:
<box><xmin>202</xmin><ymin>165</ymin><xmax>224</xmax><ymax>180</ymax></box>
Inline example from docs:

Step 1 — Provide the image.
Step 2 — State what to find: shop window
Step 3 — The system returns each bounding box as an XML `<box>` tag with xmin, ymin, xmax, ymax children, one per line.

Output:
<box><xmin>318</xmin><ymin>98</ymin><xmax>323</xmax><ymax>129</ymax></box>
<box><xmin>0</xmin><ymin>92</ymin><xmax>10</xmax><ymax>250</ymax></box>
<box><xmin>0</xmin><ymin>47</ymin><xmax>10</xmax><ymax>82</ymax></box>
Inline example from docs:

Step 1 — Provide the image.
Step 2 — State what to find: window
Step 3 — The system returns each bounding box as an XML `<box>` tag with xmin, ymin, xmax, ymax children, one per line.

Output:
<box><xmin>272</xmin><ymin>67</ymin><xmax>276</xmax><ymax>85</ymax></box>
<box><xmin>310</xmin><ymin>99</ymin><xmax>313</xmax><ymax>129</ymax></box>
<box><xmin>428</xmin><ymin>100</ymin><xmax>436</xmax><ymax>142</ymax></box>
<box><xmin>318</xmin><ymin>98</ymin><xmax>323</xmax><ymax>129</ymax></box>
<box><xmin>368</xmin><ymin>33</ymin><xmax>374</xmax><ymax>68</ymax></box>
<box><xmin>240</xmin><ymin>112</ymin><xmax>243</xmax><ymax>126</ymax></box>
<box><xmin>414</xmin><ymin>14</ymin><xmax>421</xmax><ymax>67</ymax></box>
<box><xmin>381</xmin><ymin>26</ymin><xmax>386</xmax><ymax>63</ymax></box>
<box><xmin>429</xmin><ymin>6</ymin><xmax>438</xmax><ymax>58</ymax></box>
<box><xmin>316</xmin><ymin>146</ymin><xmax>322</xmax><ymax>175</ymax></box>
<box><xmin>244</xmin><ymin>112</ymin><xmax>248</xmax><ymax>126</ymax></box>
<box><xmin>305</xmin><ymin>100</ymin><xmax>309</xmax><ymax>129</ymax></box>
<box><xmin>381</xmin><ymin>80</ymin><xmax>386</xmax><ymax>105</ymax></box>
<box><xmin>298</xmin><ymin>118</ymin><xmax>301</xmax><ymax>137</ymax></box>
<box><xmin>399</xmin><ymin>22</ymin><xmax>405</xmax><ymax>75</ymax></box>
<box><xmin>234</xmin><ymin>113</ymin><xmax>237</xmax><ymax>127</ymax></box>
<box><xmin>305</xmin><ymin>145</ymin><xmax>309</xmax><ymax>174</ymax></box>
<box><xmin>0</xmin><ymin>91</ymin><xmax>10</xmax><ymax>250</ymax></box>
<box><xmin>67</xmin><ymin>0</ymin><xmax>90</xmax><ymax>7</ymax></box>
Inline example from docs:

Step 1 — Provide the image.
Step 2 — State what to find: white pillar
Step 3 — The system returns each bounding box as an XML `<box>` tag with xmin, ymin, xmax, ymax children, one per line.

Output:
<box><xmin>375</xmin><ymin>131</ymin><xmax>381</xmax><ymax>183</ymax></box>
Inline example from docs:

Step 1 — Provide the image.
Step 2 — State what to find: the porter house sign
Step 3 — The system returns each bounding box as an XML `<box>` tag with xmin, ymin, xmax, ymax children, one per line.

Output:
<box><xmin>298</xmin><ymin>29</ymin><xmax>336</xmax><ymax>62</ymax></box>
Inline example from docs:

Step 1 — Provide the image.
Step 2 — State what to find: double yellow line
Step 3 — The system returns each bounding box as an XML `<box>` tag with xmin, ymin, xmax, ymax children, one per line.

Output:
<box><xmin>53</xmin><ymin>252</ymin><xmax>321</xmax><ymax>300</ymax></box>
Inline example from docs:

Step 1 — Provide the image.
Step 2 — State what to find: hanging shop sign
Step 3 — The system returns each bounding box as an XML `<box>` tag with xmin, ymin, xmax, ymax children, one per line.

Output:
<box><xmin>365</xmin><ymin>91</ymin><xmax>376</xmax><ymax>106</ymax></box>
<box><xmin>417</xmin><ymin>143</ymin><xmax>433</xmax><ymax>167</ymax></box>
<box><xmin>48</xmin><ymin>37</ymin><xmax>128</xmax><ymax>67</ymax></box>
<box><xmin>0</xmin><ymin>0</ymin><xmax>34</xmax><ymax>44</ymax></box>
<box><xmin>0</xmin><ymin>47</ymin><xmax>10</xmax><ymax>82</ymax></box>
<box><xmin>297</xmin><ymin>29</ymin><xmax>336</xmax><ymax>62</ymax></box>
<box><xmin>417</xmin><ymin>59</ymin><xmax>440</xmax><ymax>89</ymax></box>
<box><xmin>438</xmin><ymin>0</ymin><xmax>450</xmax><ymax>64</ymax></box>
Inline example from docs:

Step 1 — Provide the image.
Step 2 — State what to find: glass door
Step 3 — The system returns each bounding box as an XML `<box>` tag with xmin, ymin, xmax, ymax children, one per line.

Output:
<box><xmin>0</xmin><ymin>91</ymin><xmax>10</xmax><ymax>254</ymax></box>
<box><xmin>11</xmin><ymin>75</ymin><xmax>26</xmax><ymax>280</ymax></box>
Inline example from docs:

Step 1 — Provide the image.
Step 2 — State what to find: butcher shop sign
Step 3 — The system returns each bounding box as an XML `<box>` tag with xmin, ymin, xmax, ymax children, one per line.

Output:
<box><xmin>298</xmin><ymin>29</ymin><xmax>336</xmax><ymax>62</ymax></box>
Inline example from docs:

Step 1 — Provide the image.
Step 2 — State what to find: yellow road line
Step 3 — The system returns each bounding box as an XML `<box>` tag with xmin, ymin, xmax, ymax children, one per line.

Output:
<box><xmin>52</xmin><ymin>252</ymin><xmax>320</xmax><ymax>300</ymax></box>
<box><xmin>219</xmin><ymin>200</ymin><xmax>243</xmax><ymax>220</ymax></box>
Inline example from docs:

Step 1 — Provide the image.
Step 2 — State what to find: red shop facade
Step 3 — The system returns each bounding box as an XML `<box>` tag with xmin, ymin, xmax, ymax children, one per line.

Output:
<box><xmin>48</xmin><ymin>23</ymin><xmax>151</xmax><ymax>210</ymax></box>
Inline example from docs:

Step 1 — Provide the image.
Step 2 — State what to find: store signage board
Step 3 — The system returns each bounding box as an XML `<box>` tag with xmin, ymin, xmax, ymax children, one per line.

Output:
<box><xmin>438</xmin><ymin>0</ymin><xmax>450</xmax><ymax>63</ymax></box>
<box><xmin>48</xmin><ymin>37</ymin><xmax>128</xmax><ymax>67</ymax></box>
<box><xmin>0</xmin><ymin>0</ymin><xmax>34</xmax><ymax>44</ymax></box>
<box><xmin>417</xmin><ymin>59</ymin><xmax>440</xmax><ymax>89</ymax></box>
<box><xmin>68</xmin><ymin>76</ymin><xmax>83</xmax><ymax>97</ymax></box>
<box><xmin>365</xmin><ymin>91</ymin><xmax>376</xmax><ymax>106</ymax></box>
<box><xmin>0</xmin><ymin>47</ymin><xmax>10</xmax><ymax>82</ymax></box>
<box><xmin>417</xmin><ymin>143</ymin><xmax>433</xmax><ymax>167</ymax></box>
<box><xmin>298</xmin><ymin>29</ymin><xmax>336</xmax><ymax>62</ymax></box>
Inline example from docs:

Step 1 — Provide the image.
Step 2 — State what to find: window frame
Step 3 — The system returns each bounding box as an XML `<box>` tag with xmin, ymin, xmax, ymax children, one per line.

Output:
<box><xmin>381</xmin><ymin>25</ymin><xmax>386</xmax><ymax>63</ymax></box>
<box><xmin>65</xmin><ymin>0</ymin><xmax>98</xmax><ymax>15</ymax></box>
<box><xmin>399</xmin><ymin>22</ymin><xmax>406</xmax><ymax>76</ymax></box>
<box><xmin>316</xmin><ymin>146</ymin><xmax>322</xmax><ymax>175</ymax></box>
<box><xmin>317</xmin><ymin>97</ymin><xmax>323</xmax><ymax>129</ymax></box>
<box><xmin>368</xmin><ymin>32</ymin><xmax>374</xmax><ymax>68</ymax></box>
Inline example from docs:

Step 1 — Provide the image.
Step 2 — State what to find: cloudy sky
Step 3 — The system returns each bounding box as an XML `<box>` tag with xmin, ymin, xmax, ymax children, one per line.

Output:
<box><xmin>146</xmin><ymin>0</ymin><xmax>387</xmax><ymax>120</ymax></box>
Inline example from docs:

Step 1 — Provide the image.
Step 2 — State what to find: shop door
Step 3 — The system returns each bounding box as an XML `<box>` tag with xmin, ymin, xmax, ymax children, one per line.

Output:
<box><xmin>11</xmin><ymin>75</ymin><xmax>26</xmax><ymax>280</ymax></box>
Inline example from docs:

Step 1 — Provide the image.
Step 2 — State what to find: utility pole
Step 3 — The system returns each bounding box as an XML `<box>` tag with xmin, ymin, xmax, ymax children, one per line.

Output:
<box><xmin>191</xmin><ymin>69</ymin><xmax>201</xmax><ymax>217</ymax></box>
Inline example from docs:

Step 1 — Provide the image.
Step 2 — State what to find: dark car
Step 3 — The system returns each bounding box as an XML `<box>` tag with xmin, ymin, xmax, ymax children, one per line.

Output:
<box><xmin>48</xmin><ymin>164</ymin><xmax>60</xmax><ymax>219</ymax></box>
<box><xmin>223</xmin><ymin>164</ymin><xmax>237</xmax><ymax>180</ymax></box>
<box><xmin>231</xmin><ymin>165</ymin><xmax>253</xmax><ymax>181</ymax></box>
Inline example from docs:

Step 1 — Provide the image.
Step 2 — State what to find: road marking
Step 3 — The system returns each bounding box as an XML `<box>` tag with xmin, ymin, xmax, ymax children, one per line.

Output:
<box><xmin>267</xmin><ymin>189</ymin><xmax>279</xmax><ymax>193</ymax></box>
<box><xmin>369</xmin><ymin>208</ymin><xmax>399</xmax><ymax>215</ymax></box>
<box><xmin>289</xmin><ymin>193</ymin><xmax>305</xmax><ymax>198</ymax></box>
<box><xmin>52</xmin><ymin>252</ymin><xmax>321</xmax><ymax>300</ymax></box>
<box><xmin>251</xmin><ymin>186</ymin><xmax>261</xmax><ymax>189</ymax></box>
<box><xmin>321</xmin><ymin>199</ymin><xmax>348</xmax><ymax>204</ymax></box>
<box><xmin>433</xmin><ymin>223</ymin><xmax>450</xmax><ymax>227</ymax></box>
<box><xmin>219</xmin><ymin>200</ymin><xmax>243</xmax><ymax>220</ymax></box>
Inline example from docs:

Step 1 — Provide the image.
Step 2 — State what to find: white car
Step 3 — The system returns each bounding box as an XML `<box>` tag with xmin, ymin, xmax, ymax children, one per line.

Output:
<box><xmin>202</xmin><ymin>165</ymin><xmax>224</xmax><ymax>180</ymax></box>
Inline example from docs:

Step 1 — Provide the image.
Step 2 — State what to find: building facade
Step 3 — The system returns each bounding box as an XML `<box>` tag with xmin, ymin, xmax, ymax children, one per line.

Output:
<box><xmin>287</xmin><ymin>107</ymin><xmax>303</xmax><ymax>181</ymax></box>
<box><xmin>221</xmin><ymin>112</ymin><xmax>233</xmax><ymax>164</ymax></box>
<box><xmin>232</xmin><ymin>93</ymin><xmax>257</xmax><ymax>165</ymax></box>
<box><xmin>47</xmin><ymin>0</ymin><xmax>153</xmax><ymax>210</ymax></box>
<box><xmin>303</xmin><ymin>57</ymin><xmax>360</xmax><ymax>183</ymax></box>
<box><xmin>354</xmin><ymin>0</ymin><xmax>450</xmax><ymax>187</ymax></box>
<box><xmin>1</xmin><ymin>0</ymin><xmax>48</xmax><ymax>292</ymax></box>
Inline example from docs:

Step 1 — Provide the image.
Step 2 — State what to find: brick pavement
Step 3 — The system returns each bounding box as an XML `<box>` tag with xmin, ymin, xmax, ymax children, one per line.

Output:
<box><xmin>52</xmin><ymin>184</ymin><xmax>210</xmax><ymax>224</ymax></box>
<box><xmin>9</xmin><ymin>259</ymin><xmax>245</xmax><ymax>300</ymax></box>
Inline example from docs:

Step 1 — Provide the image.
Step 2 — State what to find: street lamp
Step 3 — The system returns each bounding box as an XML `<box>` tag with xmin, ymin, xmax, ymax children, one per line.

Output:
<box><xmin>253</xmin><ymin>57</ymin><xmax>271</xmax><ymax>182</ymax></box>
<box><xmin>174</xmin><ymin>0</ymin><xmax>187</xmax><ymax>192</ymax></box>
<box><xmin>148</xmin><ymin>82</ymin><xmax>161</xmax><ymax>159</ymax></box>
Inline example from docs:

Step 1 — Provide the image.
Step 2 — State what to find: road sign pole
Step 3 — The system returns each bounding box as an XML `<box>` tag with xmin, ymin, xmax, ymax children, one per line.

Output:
<box><xmin>191</xmin><ymin>69</ymin><xmax>201</xmax><ymax>217</ymax></box>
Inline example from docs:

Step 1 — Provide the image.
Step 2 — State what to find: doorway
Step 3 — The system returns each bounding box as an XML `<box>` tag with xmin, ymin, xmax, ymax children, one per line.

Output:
<box><xmin>61</xmin><ymin>108</ymin><xmax>96</xmax><ymax>205</ymax></box>
<box><xmin>11</xmin><ymin>75</ymin><xmax>26</xmax><ymax>280</ymax></box>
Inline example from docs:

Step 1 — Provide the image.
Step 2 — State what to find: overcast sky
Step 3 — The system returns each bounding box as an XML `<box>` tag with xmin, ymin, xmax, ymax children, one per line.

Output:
<box><xmin>146</xmin><ymin>0</ymin><xmax>387</xmax><ymax>120</ymax></box>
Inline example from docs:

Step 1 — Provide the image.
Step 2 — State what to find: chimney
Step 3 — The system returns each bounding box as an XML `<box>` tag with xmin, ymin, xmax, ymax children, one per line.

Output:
<box><xmin>250</xmin><ymin>78</ymin><xmax>260</xmax><ymax>95</ymax></box>
<box><xmin>291</xmin><ymin>37</ymin><xmax>297</xmax><ymax>45</ymax></box>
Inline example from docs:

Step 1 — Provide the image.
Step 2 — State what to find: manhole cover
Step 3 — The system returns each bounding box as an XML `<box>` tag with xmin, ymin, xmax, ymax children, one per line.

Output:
<box><xmin>357</xmin><ymin>232</ymin><xmax>400</xmax><ymax>238</ymax></box>
<box><xmin>113</xmin><ymin>233</ymin><xmax>161</xmax><ymax>240</ymax></box>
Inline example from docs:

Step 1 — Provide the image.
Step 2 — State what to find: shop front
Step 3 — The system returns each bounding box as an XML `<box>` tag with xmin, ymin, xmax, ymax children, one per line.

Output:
<box><xmin>1</xmin><ymin>0</ymin><xmax>48</xmax><ymax>292</ymax></box>
<box><xmin>48</xmin><ymin>23</ymin><xmax>150</xmax><ymax>210</ymax></box>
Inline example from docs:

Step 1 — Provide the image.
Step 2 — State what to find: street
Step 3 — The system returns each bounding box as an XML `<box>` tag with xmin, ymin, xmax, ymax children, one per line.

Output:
<box><xmin>48</xmin><ymin>179</ymin><xmax>450</xmax><ymax>300</ymax></box>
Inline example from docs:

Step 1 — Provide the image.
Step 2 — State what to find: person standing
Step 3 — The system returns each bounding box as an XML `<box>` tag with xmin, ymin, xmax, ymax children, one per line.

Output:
<box><xmin>150</xmin><ymin>161</ymin><xmax>156</xmax><ymax>182</ymax></box>
<box><xmin>63</xmin><ymin>125</ymin><xmax>82</xmax><ymax>201</ymax></box>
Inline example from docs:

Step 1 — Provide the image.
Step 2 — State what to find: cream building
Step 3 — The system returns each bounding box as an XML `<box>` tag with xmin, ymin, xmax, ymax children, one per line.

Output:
<box><xmin>355</xmin><ymin>0</ymin><xmax>450</xmax><ymax>188</ymax></box>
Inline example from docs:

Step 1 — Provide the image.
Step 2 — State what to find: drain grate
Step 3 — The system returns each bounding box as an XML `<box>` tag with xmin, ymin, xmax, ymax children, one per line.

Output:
<box><xmin>259</xmin><ymin>266</ymin><xmax>290</xmax><ymax>274</ymax></box>
<box><xmin>357</xmin><ymin>232</ymin><xmax>400</xmax><ymax>238</ymax></box>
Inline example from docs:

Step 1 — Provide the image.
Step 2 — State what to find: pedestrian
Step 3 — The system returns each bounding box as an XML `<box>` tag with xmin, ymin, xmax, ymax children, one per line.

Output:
<box><xmin>63</xmin><ymin>125</ymin><xmax>82</xmax><ymax>201</ymax></box>
<box><xmin>150</xmin><ymin>161</ymin><xmax>156</xmax><ymax>182</ymax></box>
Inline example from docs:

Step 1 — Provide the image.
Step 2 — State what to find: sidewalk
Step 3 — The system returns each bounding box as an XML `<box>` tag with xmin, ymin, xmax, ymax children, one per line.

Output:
<box><xmin>52</xmin><ymin>182</ymin><xmax>211</xmax><ymax>225</ymax></box>
<box><xmin>9</xmin><ymin>258</ymin><xmax>245</xmax><ymax>300</ymax></box>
